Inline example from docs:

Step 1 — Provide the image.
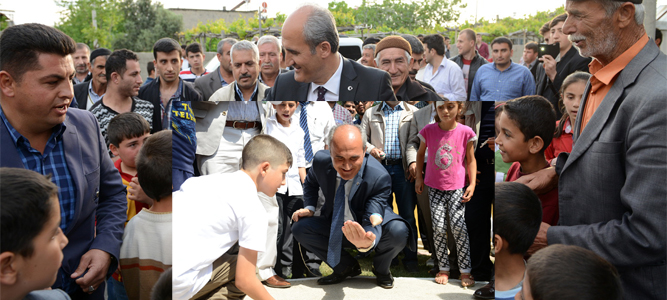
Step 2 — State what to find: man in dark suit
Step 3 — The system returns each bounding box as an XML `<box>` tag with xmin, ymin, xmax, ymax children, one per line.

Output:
<box><xmin>194</xmin><ymin>38</ymin><xmax>237</xmax><ymax>101</ymax></box>
<box><xmin>292</xmin><ymin>124</ymin><xmax>414</xmax><ymax>289</ymax></box>
<box><xmin>265</xmin><ymin>4</ymin><xmax>395</xmax><ymax>104</ymax></box>
<box><xmin>0</xmin><ymin>24</ymin><xmax>127</xmax><ymax>300</ymax></box>
<box><xmin>523</xmin><ymin>1</ymin><xmax>666</xmax><ymax>299</ymax></box>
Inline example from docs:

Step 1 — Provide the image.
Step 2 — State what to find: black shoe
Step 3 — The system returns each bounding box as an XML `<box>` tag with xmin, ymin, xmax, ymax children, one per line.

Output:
<box><xmin>473</xmin><ymin>279</ymin><xmax>495</xmax><ymax>299</ymax></box>
<box><xmin>317</xmin><ymin>264</ymin><xmax>361</xmax><ymax>285</ymax></box>
<box><xmin>306</xmin><ymin>268</ymin><xmax>322</xmax><ymax>278</ymax></box>
<box><xmin>373</xmin><ymin>269</ymin><xmax>394</xmax><ymax>289</ymax></box>
<box><xmin>404</xmin><ymin>261</ymin><xmax>419</xmax><ymax>273</ymax></box>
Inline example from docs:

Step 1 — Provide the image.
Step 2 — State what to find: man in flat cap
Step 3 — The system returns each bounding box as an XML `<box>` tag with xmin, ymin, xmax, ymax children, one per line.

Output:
<box><xmin>71</xmin><ymin>48</ymin><xmax>111</xmax><ymax>110</ymax></box>
<box><xmin>522</xmin><ymin>0</ymin><xmax>666</xmax><ymax>299</ymax></box>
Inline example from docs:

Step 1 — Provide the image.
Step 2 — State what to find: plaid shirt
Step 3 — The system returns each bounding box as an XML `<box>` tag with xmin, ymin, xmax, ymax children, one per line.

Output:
<box><xmin>332</xmin><ymin>103</ymin><xmax>354</xmax><ymax>125</ymax></box>
<box><xmin>0</xmin><ymin>109</ymin><xmax>76</xmax><ymax>231</ymax></box>
<box><xmin>160</xmin><ymin>79</ymin><xmax>184</xmax><ymax>130</ymax></box>
<box><xmin>382</xmin><ymin>102</ymin><xmax>404</xmax><ymax>160</ymax></box>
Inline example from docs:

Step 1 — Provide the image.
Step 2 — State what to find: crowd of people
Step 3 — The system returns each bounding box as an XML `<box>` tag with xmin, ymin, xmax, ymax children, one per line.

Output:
<box><xmin>0</xmin><ymin>0</ymin><xmax>665</xmax><ymax>300</ymax></box>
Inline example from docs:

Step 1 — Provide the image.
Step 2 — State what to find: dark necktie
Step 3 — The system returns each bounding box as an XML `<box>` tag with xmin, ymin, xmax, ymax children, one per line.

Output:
<box><xmin>327</xmin><ymin>178</ymin><xmax>348</xmax><ymax>268</ymax></box>
<box><xmin>299</xmin><ymin>102</ymin><xmax>314</xmax><ymax>163</ymax></box>
<box><xmin>316</xmin><ymin>86</ymin><xmax>327</xmax><ymax>101</ymax></box>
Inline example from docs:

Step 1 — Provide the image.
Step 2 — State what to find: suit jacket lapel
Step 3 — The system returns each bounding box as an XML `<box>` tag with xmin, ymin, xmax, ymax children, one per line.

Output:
<box><xmin>339</xmin><ymin>58</ymin><xmax>358</xmax><ymax>102</ymax></box>
<box><xmin>62</xmin><ymin>116</ymin><xmax>85</xmax><ymax>235</ymax></box>
<box><xmin>0</xmin><ymin>121</ymin><xmax>24</xmax><ymax>168</ymax></box>
<box><xmin>348</xmin><ymin>156</ymin><xmax>367</xmax><ymax>201</ymax></box>
<box><xmin>565</xmin><ymin>42</ymin><xmax>659</xmax><ymax>170</ymax></box>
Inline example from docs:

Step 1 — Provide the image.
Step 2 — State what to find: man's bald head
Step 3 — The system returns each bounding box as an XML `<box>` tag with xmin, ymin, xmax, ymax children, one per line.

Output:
<box><xmin>328</xmin><ymin>124</ymin><xmax>365</xmax><ymax>151</ymax></box>
<box><xmin>328</xmin><ymin>124</ymin><xmax>366</xmax><ymax>180</ymax></box>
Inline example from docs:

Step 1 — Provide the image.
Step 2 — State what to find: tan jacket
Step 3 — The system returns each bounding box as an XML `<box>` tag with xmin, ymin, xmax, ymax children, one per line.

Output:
<box><xmin>360</xmin><ymin>102</ymin><xmax>418</xmax><ymax>177</ymax></box>
<box><xmin>191</xmin><ymin>82</ymin><xmax>269</xmax><ymax>156</ymax></box>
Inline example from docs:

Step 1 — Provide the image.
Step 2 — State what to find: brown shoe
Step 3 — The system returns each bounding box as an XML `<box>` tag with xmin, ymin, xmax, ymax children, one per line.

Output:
<box><xmin>263</xmin><ymin>275</ymin><xmax>291</xmax><ymax>288</ymax></box>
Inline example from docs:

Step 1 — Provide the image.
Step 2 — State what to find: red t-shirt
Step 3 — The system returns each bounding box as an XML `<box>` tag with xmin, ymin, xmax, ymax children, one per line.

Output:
<box><xmin>545</xmin><ymin>119</ymin><xmax>573</xmax><ymax>161</ymax></box>
<box><xmin>505</xmin><ymin>162</ymin><xmax>559</xmax><ymax>225</ymax></box>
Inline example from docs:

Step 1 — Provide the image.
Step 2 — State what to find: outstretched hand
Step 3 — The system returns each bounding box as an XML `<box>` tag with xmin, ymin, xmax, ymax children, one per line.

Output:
<box><xmin>292</xmin><ymin>208</ymin><xmax>314</xmax><ymax>222</ymax></box>
<box><xmin>342</xmin><ymin>220</ymin><xmax>375</xmax><ymax>249</ymax></box>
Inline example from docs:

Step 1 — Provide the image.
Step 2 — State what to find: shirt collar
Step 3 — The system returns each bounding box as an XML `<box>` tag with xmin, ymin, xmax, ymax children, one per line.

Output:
<box><xmin>493</xmin><ymin>60</ymin><xmax>515</xmax><ymax>72</ymax></box>
<box><xmin>218</xmin><ymin>67</ymin><xmax>229</xmax><ymax>85</ymax></box>
<box><xmin>381</xmin><ymin>101</ymin><xmax>405</xmax><ymax>112</ymax></box>
<box><xmin>234</xmin><ymin>81</ymin><xmax>259</xmax><ymax>102</ymax></box>
<box><xmin>589</xmin><ymin>32</ymin><xmax>649</xmax><ymax>86</ymax></box>
<box><xmin>309</xmin><ymin>53</ymin><xmax>343</xmax><ymax>97</ymax></box>
<box><xmin>88</xmin><ymin>81</ymin><xmax>102</xmax><ymax>97</ymax></box>
<box><xmin>0</xmin><ymin>107</ymin><xmax>66</xmax><ymax>146</ymax></box>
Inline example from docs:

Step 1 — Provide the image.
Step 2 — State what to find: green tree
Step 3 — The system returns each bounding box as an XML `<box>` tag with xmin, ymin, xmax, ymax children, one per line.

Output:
<box><xmin>113</xmin><ymin>0</ymin><xmax>182</xmax><ymax>51</ymax></box>
<box><xmin>56</xmin><ymin>0</ymin><xmax>124</xmax><ymax>48</ymax></box>
<box><xmin>0</xmin><ymin>15</ymin><xmax>9</xmax><ymax>31</ymax></box>
<box><xmin>459</xmin><ymin>6</ymin><xmax>566</xmax><ymax>43</ymax></box>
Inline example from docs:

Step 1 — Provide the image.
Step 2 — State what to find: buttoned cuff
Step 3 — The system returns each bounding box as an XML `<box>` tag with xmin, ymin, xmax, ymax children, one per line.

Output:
<box><xmin>305</xmin><ymin>206</ymin><xmax>315</xmax><ymax>213</ymax></box>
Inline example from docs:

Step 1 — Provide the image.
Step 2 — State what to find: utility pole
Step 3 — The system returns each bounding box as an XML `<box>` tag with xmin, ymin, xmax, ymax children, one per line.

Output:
<box><xmin>92</xmin><ymin>7</ymin><xmax>98</xmax><ymax>48</ymax></box>
<box><xmin>258</xmin><ymin>2</ymin><xmax>267</xmax><ymax>38</ymax></box>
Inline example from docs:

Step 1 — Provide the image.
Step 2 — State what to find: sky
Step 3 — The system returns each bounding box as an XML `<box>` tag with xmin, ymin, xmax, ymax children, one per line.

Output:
<box><xmin>3</xmin><ymin>0</ymin><xmax>667</xmax><ymax>28</ymax></box>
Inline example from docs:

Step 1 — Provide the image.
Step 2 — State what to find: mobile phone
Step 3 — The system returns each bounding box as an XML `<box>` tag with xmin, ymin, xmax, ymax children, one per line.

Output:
<box><xmin>538</xmin><ymin>43</ymin><xmax>560</xmax><ymax>59</ymax></box>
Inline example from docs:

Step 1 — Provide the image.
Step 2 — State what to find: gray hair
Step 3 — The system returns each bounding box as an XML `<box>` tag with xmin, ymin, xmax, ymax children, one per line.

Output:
<box><xmin>374</xmin><ymin>50</ymin><xmax>412</xmax><ymax>67</ymax></box>
<box><xmin>76</xmin><ymin>43</ymin><xmax>90</xmax><ymax>53</ymax></box>
<box><xmin>299</xmin><ymin>4</ymin><xmax>339</xmax><ymax>54</ymax></box>
<box><xmin>581</xmin><ymin>1</ymin><xmax>644</xmax><ymax>25</ymax></box>
<box><xmin>363</xmin><ymin>44</ymin><xmax>376</xmax><ymax>51</ymax></box>
<box><xmin>217</xmin><ymin>38</ymin><xmax>238</xmax><ymax>55</ymax></box>
<box><xmin>327</xmin><ymin>123</ymin><xmax>366</xmax><ymax>150</ymax></box>
<box><xmin>257</xmin><ymin>35</ymin><xmax>281</xmax><ymax>52</ymax></box>
<box><xmin>91</xmin><ymin>55</ymin><xmax>109</xmax><ymax>66</ymax></box>
<box><xmin>401</xmin><ymin>34</ymin><xmax>424</xmax><ymax>54</ymax></box>
<box><xmin>230</xmin><ymin>40</ymin><xmax>259</xmax><ymax>64</ymax></box>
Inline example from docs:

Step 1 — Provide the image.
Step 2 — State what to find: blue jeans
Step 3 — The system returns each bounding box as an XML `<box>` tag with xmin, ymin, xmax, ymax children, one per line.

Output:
<box><xmin>383</xmin><ymin>163</ymin><xmax>418</xmax><ymax>263</ymax></box>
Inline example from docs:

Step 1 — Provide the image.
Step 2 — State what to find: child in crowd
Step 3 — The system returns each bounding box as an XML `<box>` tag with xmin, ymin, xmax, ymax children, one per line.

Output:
<box><xmin>494</xmin><ymin>182</ymin><xmax>542</xmax><ymax>300</ymax></box>
<box><xmin>108</xmin><ymin>112</ymin><xmax>153</xmax><ymax>224</ymax></box>
<box><xmin>496</xmin><ymin>96</ymin><xmax>559</xmax><ymax>226</ymax></box>
<box><xmin>266</xmin><ymin>101</ymin><xmax>307</xmax><ymax>281</ymax></box>
<box><xmin>120</xmin><ymin>130</ymin><xmax>173</xmax><ymax>300</ymax></box>
<box><xmin>0</xmin><ymin>168</ymin><xmax>70</xmax><ymax>300</ymax></box>
<box><xmin>416</xmin><ymin>101</ymin><xmax>477</xmax><ymax>287</ymax></box>
<box><xmin>545</xmin><ymin>72</ymin><xmax>591</xmax><ymax>161</ymax></box>
<box><xmin>173</xmin><ymin>135</ymin><xmax>292</xmax><ymax>300</ymax></box>
<box><xmin>520</xmin><ymin>244</ymin><xmax>622</xmax><ymax>300</ymax></box>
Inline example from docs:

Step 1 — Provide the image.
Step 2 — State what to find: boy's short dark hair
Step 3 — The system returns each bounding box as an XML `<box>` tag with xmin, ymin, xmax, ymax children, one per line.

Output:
<box><xmin>525</xmin><ymin>41</ymin><xmax>539</xmax><ymax>53</ymax></box>
<box><xmin>241</xmin><ymin>135</ymin><xmax>293</xmax><ymax>170</ymax></box>
<box><xmin>106</xmin><ymin>49</ymin><xmax>139</xmax><ymax>82</ymax></box>
<box><xmin>151</xmin><ymin>267</ymin><xmax>172</xmax><ymax>300</ymax></box>
<box><xmin>1</xmin><ymin>168</ymin><xmax>58</xmax><ymax>257</ymax></box>
<box><xmin>494</xmin><ymin>182</ymin><xmax>542</xmax><ymax>255</ymax></box>
<box><xmin>185</xmin><ymin>42</ymin><xmax>203</xmax><ymax>56</ymax></box>
<box><xmin>496</xmin><ymin>96</ymin><xmax>556</xmax><ymax>152</ymax></box>
<box><xmin>540</xmin><ymin>21</ymin><xmax>551</xmax><ymax>35</ymax></box>
<box><xmin>528</xmin><ymin>244</ymin><xmax>623</xmax><ymax>300</ymax></box>
<box><xmin>108</xmin><ymin>112</ymin><xmax>151</xmax><ymax>147</ymax></box>
<box><xmin>0</xmin><ymin>23</ymin><xmax>76</xmax><ymax>83</ymax></box>
<box><xmin>153</xmin><ymin>38</ymin><xmax>181</xmax><ymax>60</ymax></box>
<box><xmin>491</xmin><ymin>37</ymin><xmax>513</xmax><ymax>49</ymax></box>
<box><xmin>147</xmin><ymin>61</ymin><xmax>155</xmax><ymax>74</ymax></box>
<box><xmin>422</xmin><ymin>34</ymin><xmax>445</xmax><ymax>56</ymax></box>
<box><xmin>550</xmin><ymin>14</ymin><xmax>568</xmax><ymax>29</ymax></box>
<box><xmin>136</xmin><ymin>130</ymin><xmax>172</xmax><ymax>202</ymax></box>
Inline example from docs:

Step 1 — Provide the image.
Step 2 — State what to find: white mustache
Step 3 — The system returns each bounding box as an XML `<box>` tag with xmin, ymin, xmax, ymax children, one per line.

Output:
<box><xmin>569</xmin><ymin>35</ymin><xmax>586</xmax><ymax>43</ymax></box>
<box><xmin>262</xmin><ymin>62</ymin><xmax>274</xmax><ymax>68</ymax></box>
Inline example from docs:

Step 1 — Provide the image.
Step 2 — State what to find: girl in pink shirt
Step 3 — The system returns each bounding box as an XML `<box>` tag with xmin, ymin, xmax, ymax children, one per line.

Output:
<box><xmin>416</xmin><ymin>101</ymin><xmax>477</xmax><ymax>287</ymax></box>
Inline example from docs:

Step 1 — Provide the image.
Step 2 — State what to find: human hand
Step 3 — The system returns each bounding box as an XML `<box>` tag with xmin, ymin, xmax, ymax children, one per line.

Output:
<box><xmin>462</xmin><ymin>184</ymin><xmax>475</xmax><ymax>202</ymax></box>
<box><xmin>415</xmin><ymin>177</ymin><xmax>424</xmax><ymax>195</ymax></box>
<box><xmin>486</xmin><ymin>137</ymin><xmax>495</xmax><ymax>151</ymax></box>
<box><xmin>71</xmin><ymin>249</ymin><xmax>112</xmax><ymax>294</ymax></box>
<box><xmin>527</xmin><ymin>222</ymin><xmax>551</xmax><ymax>256</ymax></box>
<box><xmin>292</xmin><ymin>208</ymin><xmax>314</xmax><ymax>222</ymax></box>
<box><xmin>128</xmin><ymin>177</ymin><xmax>153</xmax><ymax>206</ymax></box>
<box><xmin>342</xmin><ymin>220</ymin><xmax>376</xmax><ymax>249</ymax></box>
<box><xmin>370</xmin><ymin>148</ymin><xmax>383</xmax><ymax>160</ymax></box>
<box><xmin>540</xmin><ymin>55</ymin><xmax>557</xmax><ymax>81</ymax></box>
<box><xmin>407</xmin><ymin>162</ymin><xmax>416</xmax><ymax>182</ymax></box>
<box><xmin>514</xmin><ymin>167</ymin><xmax>558</xmax><ymax>195</ymax></box>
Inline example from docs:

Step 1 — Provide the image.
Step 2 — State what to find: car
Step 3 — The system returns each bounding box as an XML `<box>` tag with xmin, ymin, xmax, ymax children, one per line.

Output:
<box><xmin>203</xmin><ymin>36</ymin><xmax>363</xmax><ymax>71</ymax></box>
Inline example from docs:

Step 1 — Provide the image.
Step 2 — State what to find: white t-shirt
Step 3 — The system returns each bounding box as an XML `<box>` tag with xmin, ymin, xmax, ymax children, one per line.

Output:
<box><xmin>172</xmin><ymin>170</ymin><xmax>267</xmax><ymax>300</ymax></box>
<box><xmin>265</xmin><ymin>115</ymin><xmax>306</xmax><ymax>196</ymax></box>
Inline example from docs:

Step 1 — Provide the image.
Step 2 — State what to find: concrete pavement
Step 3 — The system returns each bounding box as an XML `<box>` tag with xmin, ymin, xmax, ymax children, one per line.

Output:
<box><xmin>250</xmin><ymin>277</ymin><xmax>488</xmax><ymax>300</ymax></box>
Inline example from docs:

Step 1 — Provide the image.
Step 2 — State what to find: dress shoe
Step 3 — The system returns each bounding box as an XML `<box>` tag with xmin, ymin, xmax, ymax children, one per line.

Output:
<box><xmin>473</xmin><ymin>279</ymin><xmax>494</xmax><ymax>299</ymax></box>
<box><xmin>317</xmin><ymin>264</ymin><xmax>361</xmax><ymax>285</ymax></box>
<box><xmin>375</xmin><ymin>272</ymin><xmax>394</xmax><ymax>289</ymax></box>
<box><xmin>263</xmin><ymin>275</ymin><xmax>291</xmax><ymax>288</ymax></box>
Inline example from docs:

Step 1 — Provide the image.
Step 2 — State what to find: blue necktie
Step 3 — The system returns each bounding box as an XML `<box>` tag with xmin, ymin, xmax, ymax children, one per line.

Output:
<box><xmin>299</xmin><ymin>101</ymin><xmax>314</xmax><ymax>163</ymax></box>
<box><xmin>327</xmin><ymin>179</ymin><xmax>348</xmax><ymax>268</ymax></box>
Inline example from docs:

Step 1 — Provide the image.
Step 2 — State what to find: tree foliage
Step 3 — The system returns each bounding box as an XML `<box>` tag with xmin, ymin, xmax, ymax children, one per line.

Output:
<box><xmin>113</xmin><ymin>0</ymin><xmax>182</xmax><ymax>51</ymax></box>
<box><xmin>56</xmin><ymin>0</ymin><xmax>181</xmax><ymax>51</ymax></box>
<box><xmin>459</xmin><ymin>6</ymin><xmax>566</xmax><ymax>43</ymax></box>
<box><xmin>182</xmin><ymin>14</ymin><xmax>286</xmax><ymax>52</ymax></box>
<box><xmin>56</xmin><ymin>0</ymin><xmax>124</xmax><ymax>48</ymax></box>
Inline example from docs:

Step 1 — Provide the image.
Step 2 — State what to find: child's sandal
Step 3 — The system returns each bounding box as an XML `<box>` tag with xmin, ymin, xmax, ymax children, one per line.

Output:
<box><xmin>435</xmin><ymin>271</ymin><xmax>450</xmax><ymax>285</ymax></box>
<box><xmin>460</xmin><ymin>273</ymin><xmax>475</xmax><ymax>287</ymax></box>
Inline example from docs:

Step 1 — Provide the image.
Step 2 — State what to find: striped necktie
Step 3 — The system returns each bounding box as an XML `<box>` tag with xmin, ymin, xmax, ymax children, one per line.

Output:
<box><xmin>327</xmin><ymin>178</ymin><xmax>348</xmax><ymax>268</ymax></box>
<box><xmin>299</xmin><ymin>102</ymin><xmax>314</xmax><ymax>163</ymax></box>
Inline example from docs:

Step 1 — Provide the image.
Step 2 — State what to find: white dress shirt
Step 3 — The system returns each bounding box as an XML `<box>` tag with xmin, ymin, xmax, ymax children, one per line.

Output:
<box><xmin>307</xmin><ymin>54</ymin><xmax>344</xmax><ymax>102</ymax></box>
<box><xmin>423</xmin><ymin>58</ymin><xmax>467</xmax><ymax>101</ymax></box>
<box><xmin>265</xmin><ymin>115</ymin><xmax>306</xmax><ymax>196</ymax></box>
<box><xmin>292</xmin><ymin>102</ymin><xmax>336</xmax><ymax>168</ymax></box>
